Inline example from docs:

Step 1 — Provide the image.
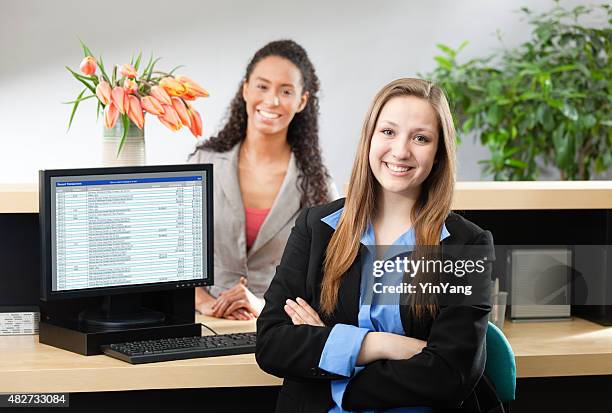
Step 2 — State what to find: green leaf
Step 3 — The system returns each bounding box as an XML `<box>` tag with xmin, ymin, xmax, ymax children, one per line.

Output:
<box><xmin>549</xmin><ymin>64</ymin><xmax>577</xmax><ymax>73</ymax></box>
<box><xmin>436</xmin><ymin>44</ymin><xmax>456</xmax><ymax>58</ymax></box>
<box><xmin>462</xmin><ymin>118</ymin><xmax>474</xmax><ymax>133</ymax></box>
<box><xmin>66</xmin><ymin>88</ymin><xmax>87</xmax><ymax>132</ymax></box>
<box><xmin>117</xmin><ymin>115</ymin><xmax>130</xmax><ymax>157</ymax></box>
<box><xmin>79</xmin><ymin>38</ymin><xmax>93</xmax><ymax>57</ymax></box>
<box><xmin>142</xmin><ymin>53</ymin><xmax>153</xmax><ymax>77</ymax></box>
<box><xmin>146</xmin><ymin>57</ymin><xmax>162</xmax><ymax>81</ymax></box>
<box><xmin>62</xmin><ymin>94</ymin><xmax>96</xmax><ymax>104</ymax></box>
<box><xmin>168</xmin><ymin>65</ymin><xmax>185</xmax><ymax>75</ymax></box>
<box><xmin>504</xmin><ymin>159</ymin><xmax>528</xmax><ymax>168</ymax></box>
<box><xmin>66</xmin><ymin>66</ymin><xmax>96</xmax><ymax>94</ymax></box>
<box><xmin>134</xmin><ymin>51</ymin><xmax>143</xmax><ymax>71</ymax></box>
<box><xmin>486</xmin><ymin>105</ymin><xmax>500</xmax><ymax>125</ymax></box>
<box><xmin>98</xmin><ymin>56</ymin><xmax>111</xmax><ymax>84</ymax></box>
<box><xmin>536</xmin><ymin>104</ymin><xmax>555</xmax><ymax>131</ymax></box>
<box><xmin>552</xmin><ymin>125</ymin><xmax>574</xmax><ymax>171</ymax></box>
<box><xmin>486</xmin><ymin>80</ymin><xmax>502</xmax><ymax>96</ymax></box>
<box><xmin>580</xmin><ymin>114</ymin><xmax>597</xmax><ymax>129</ymax></box>
<box><xmin>434</xmin><ymin>56</ymin><xmax>452</xmax><ymax>71</ymax></box>
<box><xmin>560</xmin><ymin>103</ymin><xmax>578</xmax><ymax>121</ymax></box>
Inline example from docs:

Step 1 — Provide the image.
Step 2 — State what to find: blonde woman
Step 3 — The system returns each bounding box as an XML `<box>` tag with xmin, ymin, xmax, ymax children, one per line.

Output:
<box><xmin>256</xmin><ymin>78</ymin><xmax>498</xmax><ymax>412</ymax></box>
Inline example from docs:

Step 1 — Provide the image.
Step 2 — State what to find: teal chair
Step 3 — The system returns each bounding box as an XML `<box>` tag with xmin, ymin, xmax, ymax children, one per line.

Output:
<box><xmin>485</xmin><ymin>321</ymin><xmax>516</xmax><ymax>404</ymax></box>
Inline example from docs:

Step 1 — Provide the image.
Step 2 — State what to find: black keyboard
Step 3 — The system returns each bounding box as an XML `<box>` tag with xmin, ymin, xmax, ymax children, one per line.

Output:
<box><xmin>101</xmin><ymin>332</ymin><xmax>257</xmax><ymax>364</ymax></box>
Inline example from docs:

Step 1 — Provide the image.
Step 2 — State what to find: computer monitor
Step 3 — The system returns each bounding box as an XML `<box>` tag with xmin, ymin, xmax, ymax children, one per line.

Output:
<box><xmin>39</xmin><ymin>164</ymin><xmax>213</xmax><ymax>330</ymax></box>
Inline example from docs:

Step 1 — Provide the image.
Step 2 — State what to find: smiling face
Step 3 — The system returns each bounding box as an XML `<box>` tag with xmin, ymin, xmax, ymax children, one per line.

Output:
<box><xmin>242</xmin><ymin>55</ymin><xmax>309</xmax><ymax>138</ymax></box>
<box><xmin>368</xmin><ymin>95</ymin><xmax>440</xmax><ymax>199</ymax></box>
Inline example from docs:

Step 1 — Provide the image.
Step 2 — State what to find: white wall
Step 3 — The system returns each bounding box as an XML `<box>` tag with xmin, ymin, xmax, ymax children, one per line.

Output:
<box><xmin>1</xmin><ymin>0</ymin><xmax>608</xmax><ymax>185</ymax></box>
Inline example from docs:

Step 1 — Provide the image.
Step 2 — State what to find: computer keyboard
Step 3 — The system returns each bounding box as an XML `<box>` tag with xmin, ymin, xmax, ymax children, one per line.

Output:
<box><xmin>101</xmin><ymin>332</ymin><xmax>257</xmax><ymax>364</ymax></box>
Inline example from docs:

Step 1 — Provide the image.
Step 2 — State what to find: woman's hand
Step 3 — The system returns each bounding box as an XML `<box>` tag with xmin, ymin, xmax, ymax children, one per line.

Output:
<box><xmin>212</xmin><ymin>277</ymin><xmax>265</xmax><ymax>319</ymax></box>
<box><xmin>195</xmin><ymin>287</ymin><xmax>217</xmax><ymax>316</ymax></box>
<box><xmin>284</xmin><ymin>297</ymin><xmax>325</xmax><ymax>327</ymax></box>
<box><xmin>196</xmin><ymin>285</ymin><xmax>256</xmax><ymax>320</ymax></box>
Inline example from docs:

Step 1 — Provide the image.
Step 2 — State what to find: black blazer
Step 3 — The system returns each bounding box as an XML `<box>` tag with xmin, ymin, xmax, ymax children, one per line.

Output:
<box><xmin>256</xmin><ymin>198</ymin><xmax>498</xmax><ymax>413</ymax></box>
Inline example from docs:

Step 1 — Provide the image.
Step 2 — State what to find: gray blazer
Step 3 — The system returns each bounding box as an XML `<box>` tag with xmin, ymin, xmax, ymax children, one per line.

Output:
<box><xmin>188</xmin><ymin>143</ymin><xmax>338</xmax><ymax>298</ymax></box>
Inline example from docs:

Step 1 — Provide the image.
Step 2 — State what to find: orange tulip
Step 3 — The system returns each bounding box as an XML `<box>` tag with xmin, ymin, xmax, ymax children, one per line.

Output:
<box><xmin>159</xmin><ymin>77</ymin><xmax>186</xmax><ymax>97</ymax></box>
<box><xmin>111</xmin><ymin>86</ymin><xmax>128</xmax><ymax>114</ymax></box>
<box><xmin>104</xmin><ymin>103</ymin><xmax>119</xmax><ymax>129</ymax></box>
<box><xmin>95</xmin><ymin>80</ymin><xmax>112</xmax><ymax>105</ymax></box>
<box><xmin>127</xmin><ymin>95</ymin><xmax>144</xmax><ymax>129</ymax></box>
<box><xmin>150</xmin><ymin>85</ymin><xmax>172</xmax><ymax>105</ymax></box>
<box><xmin>187</xmin><ymin>108</ymin><xmax>202</xmax><ymax>137</ymax></box>
<box><xmin>158</xmin><ymin>104</ymin><xmax>182</xmax><ymax>131</ymax></box>
<box><xmin>79</xmin><ymin>56</ymin><xmax>96</xmax><ymax>75</ymax></box>
<box><xmin>123</xmin><ymin>78</ymin><xmax>138</xmax><ymax>94</ymax></box>
<box><xmin>171</xmin><ymin>97</ymin><xmax>191</xmax><ymax>128</ymax></box>
<box><xmin>120</xmin><ymin>63</ymin><xmax>137</xmax><ymax>79</ymax></box>
<box><xmin>176</xmin><ymin>75</ymin><xmax>209</xmax><ymax>98</ymax></box>
<box><xmin>141</xmin><ymin>96</ymin><xmax>165</xmax><ymax>115</ymax></box>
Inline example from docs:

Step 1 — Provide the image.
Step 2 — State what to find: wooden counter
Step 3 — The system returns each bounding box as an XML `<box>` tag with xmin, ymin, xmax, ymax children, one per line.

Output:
<box><xmin>503</xmin><ymin>317</ymin><xmax>612</xmax><ymax>378</ymax></box>
<box><xmin>0</xmin><ymin>315</ymin><xmax>280</xmax><ymax>393</ymax></box>
<box><xmin>2</xmin><ymin>181</ymin><xmax>612</xmax><ymax>213</ymax></box>
<box><xmin>1</xmin><ymin>316</ymin><xmax>612</xmax><ymax>393</ymax></box>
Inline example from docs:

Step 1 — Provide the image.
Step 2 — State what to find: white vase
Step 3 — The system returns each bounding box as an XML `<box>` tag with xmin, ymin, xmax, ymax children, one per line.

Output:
<box><xmin>102</xmin><ymin>121</ymin><xmax>145</xmax><ymax>166</ymax></box>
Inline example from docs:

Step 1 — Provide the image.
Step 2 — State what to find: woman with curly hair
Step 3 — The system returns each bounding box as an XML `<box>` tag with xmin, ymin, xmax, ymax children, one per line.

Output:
<box><xmin>188</xmin><ymin>40</ymin><xmax>338</xmax><ymax>320</ymax></box>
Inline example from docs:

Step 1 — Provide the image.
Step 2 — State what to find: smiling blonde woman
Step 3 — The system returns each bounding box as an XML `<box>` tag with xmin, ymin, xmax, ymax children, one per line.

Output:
<box><xmin>256</xmin><ymin>78</ymin><xmax>500</xmax><ymax>413</ymax></box>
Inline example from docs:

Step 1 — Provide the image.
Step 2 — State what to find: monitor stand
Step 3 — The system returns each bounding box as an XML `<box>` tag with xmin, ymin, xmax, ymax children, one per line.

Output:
<box><xmin>39</xmin><ymin>289</ymin><xmax>201</xmax><ymax>355</ymax></box>
<box><xmin>78</xmin><ymin>293</ymin><xmax>165</xmax><ymax>332</ymax></box>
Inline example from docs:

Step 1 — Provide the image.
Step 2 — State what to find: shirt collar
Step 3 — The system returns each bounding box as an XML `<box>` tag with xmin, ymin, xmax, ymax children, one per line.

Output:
<box><xmin>321</xmin><ymin>207</ymin><xmax>450</xmax><ymax>248</ymax></box>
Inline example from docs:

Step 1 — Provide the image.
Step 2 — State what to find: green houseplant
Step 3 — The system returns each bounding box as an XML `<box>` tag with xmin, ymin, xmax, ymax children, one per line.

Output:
<box><xmin>426</xmin><ymin>1</ymin><xmax>611</xmax><ymax>180</ymax></box>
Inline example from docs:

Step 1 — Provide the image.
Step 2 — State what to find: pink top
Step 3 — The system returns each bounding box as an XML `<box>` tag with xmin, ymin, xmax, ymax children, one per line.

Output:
<box><xmin>245</xmin><ymin>207</ymin><xmax>270</xmax><ymax>250</ymax></box>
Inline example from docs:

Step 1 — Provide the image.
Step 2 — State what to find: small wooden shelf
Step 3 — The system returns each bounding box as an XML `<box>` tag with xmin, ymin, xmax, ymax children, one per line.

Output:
<box><xmin>453</xmin><ymin>181</ymin><xmax>612</xmax><ymax>210</ymax></box>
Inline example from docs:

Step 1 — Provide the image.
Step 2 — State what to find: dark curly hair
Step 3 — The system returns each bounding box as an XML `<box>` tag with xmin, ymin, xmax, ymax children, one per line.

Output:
<box><xmin>195</xmin><ymin>39</ymin><xmax>332</xmax><ymax>207</ymax></box>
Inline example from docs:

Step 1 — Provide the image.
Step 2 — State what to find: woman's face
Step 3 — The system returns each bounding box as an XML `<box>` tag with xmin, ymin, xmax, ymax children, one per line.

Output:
<box><xmin>242</xmin><ymin>56</ymin><xmax>309</xmax><ymax>137</ymax></box>
<box><xmin>368</xmin><ymin>95</ymin><xmax>440</xmax><ymax>198</ymax></box>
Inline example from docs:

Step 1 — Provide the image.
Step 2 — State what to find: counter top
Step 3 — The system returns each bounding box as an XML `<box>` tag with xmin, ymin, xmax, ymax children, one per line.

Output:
<box><xmin>0</xmin><ymin>315</ymin><xmax>280</xmax><ymax>393</ymax></box>
<box><xmin>1</xmin><ymin>316</ymin><xmax>612</xmax><ymax>393</ymax></box>
<box><xmin>502</xmin><ymin>317</ymin><xmax>612</xmax><ymax>378</ymax></box>
<box><xmin>2</xmin><ymin>181</ymin><xmax>611</xmax><ymax>213</ymax></box>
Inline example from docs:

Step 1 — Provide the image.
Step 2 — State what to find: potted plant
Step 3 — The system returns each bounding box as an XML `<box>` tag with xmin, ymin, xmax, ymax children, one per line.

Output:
<box><xmin>65</xmin><ymin>41</ymin><xmax>209</xmax><ymax>165</ymax></box>
<box><xmin>425</xmin><ymin>1</ymin><xmax>611</xmax><ymax>180</ymax></box>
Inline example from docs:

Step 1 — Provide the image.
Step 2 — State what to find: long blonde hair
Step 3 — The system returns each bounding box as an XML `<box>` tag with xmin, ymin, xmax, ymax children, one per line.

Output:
<box><xmin>321</xmin><ymin>78</ymin><xmax>457</xmax><ymax>318</ymax></box>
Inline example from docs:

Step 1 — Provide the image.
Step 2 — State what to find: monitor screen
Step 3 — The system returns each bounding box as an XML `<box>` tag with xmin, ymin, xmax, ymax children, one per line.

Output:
<box><xmin>40</xmin><ymin>165</ymin><xmax>213</xmax><ymax>300</ymax></box>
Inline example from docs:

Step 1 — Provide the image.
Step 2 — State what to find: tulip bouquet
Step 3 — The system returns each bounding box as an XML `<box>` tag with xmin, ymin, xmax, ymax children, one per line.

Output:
<box><xmin>66</xmin><ymin>41</ymin><xmax>208</xmax><ymax>155</ymax></box>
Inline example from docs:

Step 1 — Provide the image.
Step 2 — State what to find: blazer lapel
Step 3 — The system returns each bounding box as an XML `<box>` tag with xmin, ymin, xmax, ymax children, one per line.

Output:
<box><xmin>216</xmin><ymin>144</ymin><xmax>245</xmax><ymax>220</ymax></box>
<box><xmin>248</xmin><ymin>153</ymin><xmax>301</xmax><ymax>257</ymax></box>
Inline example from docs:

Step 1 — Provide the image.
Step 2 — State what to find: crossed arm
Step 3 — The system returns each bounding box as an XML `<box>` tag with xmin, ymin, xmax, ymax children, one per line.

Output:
<box><xmin>284</xmin><ymin>297</ymin><xmax>427</xmax><ymax>365</ymax></box>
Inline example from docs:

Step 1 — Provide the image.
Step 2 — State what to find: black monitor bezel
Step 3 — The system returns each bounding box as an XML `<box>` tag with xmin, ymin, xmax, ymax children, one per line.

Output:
<box><xmin>39</xmin><ymin>164</ymin><xmax>214</xmax><ymax>301</ymax></box>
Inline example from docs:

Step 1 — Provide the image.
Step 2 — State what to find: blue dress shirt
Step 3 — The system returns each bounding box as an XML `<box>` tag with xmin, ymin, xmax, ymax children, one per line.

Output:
<box><xmin>318</xmin><ymin>207</ymin><xmax>450</xmax><ymax>413</ymax></box>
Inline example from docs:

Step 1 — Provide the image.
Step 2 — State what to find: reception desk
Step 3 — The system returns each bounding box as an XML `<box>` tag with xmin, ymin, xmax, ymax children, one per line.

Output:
<box><xmin>1</xmin><ymin>181</ymin><xmax>611</xmax><ymax>411</ymax></box>
<box><xmin>1</xmin><ymin>315</ymin><xmax>612</xmax><ymax>394</ymax></box>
